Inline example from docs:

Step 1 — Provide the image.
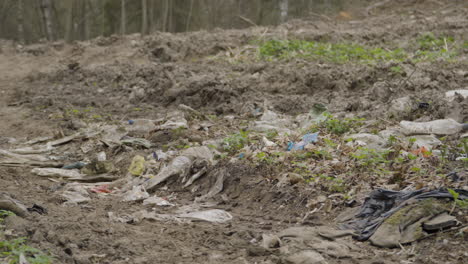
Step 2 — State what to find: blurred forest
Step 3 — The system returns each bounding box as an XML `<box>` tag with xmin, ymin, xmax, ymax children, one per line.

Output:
<box><xmin>0</xmin><ymin>0</ymin><xmax>356</xmax><ymax>44</ymax></box>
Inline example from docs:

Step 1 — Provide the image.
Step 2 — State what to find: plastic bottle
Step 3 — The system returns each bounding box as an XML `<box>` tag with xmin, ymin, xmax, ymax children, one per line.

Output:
<box><xmin>400</xmin><ymin>119</ymin><xmax>468</xmax><ymax>136</ymax></box>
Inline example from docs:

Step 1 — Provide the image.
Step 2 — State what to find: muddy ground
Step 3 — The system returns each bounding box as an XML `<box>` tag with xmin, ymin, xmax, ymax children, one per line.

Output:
<box><xmin>1</xmin><ymin>1</ymin><xmax>467</xmax><ymax>264</ymax></box>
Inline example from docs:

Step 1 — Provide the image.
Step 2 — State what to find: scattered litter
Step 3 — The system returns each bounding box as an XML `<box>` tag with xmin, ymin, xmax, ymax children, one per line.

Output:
<box><xmin>287</xmin><ymin>132</ymin><xmax>319</xmax><ymax>151</ymax></box>
<box><xmin>144</xmin><ymin>146</ymin><xmax>213</xmax><ymax>191</ymax></box>
<box><xmin>345</xmin><ymin>133</ymin><xmax>386</xmax><ymax>150</ymax></box>
<box><xmin>61</xmin><ymin>183</ymin><xmax>91</xmax><ymax>205</ymax></box>
<box><xmin>400</xmin><ymin>119</ymin><xmax>468</xmax><ymax>136</ymax></box>
<box><xmin>262</xmin><ymin>136</ymin><xmax>277</xmax><ymax>147</ymax></box>
<box><xmin>128</xmin><ymin>155</ymin><xmax>146</xmax><ymax>176</ymax></box>
<box><xmin>339</xmin><ymin>188</ymin><xmax>468</xmax><ymax>247</ymax></box>
<box><xmin>27</xmin><ymin>204</ymin><xmax>47</xmax><ymax>215</ymax></box>
<box><xmin>81</xmin><ymin>160</ymin><xmax>114</xmax><ymax>175</ymax></box>
<box><xmin>31</xmin><ymin>168</ymin><xmax>82</xmax><ymax>178</ymax></box>
<box><xmin>46</xmin><ymin>132</ymin><xmax>83</xmax><ymax>147</ymax></box>
<box><xmin>125</xmin><ymin>119</ymin><xmax>157</xmax><ymax>133</ymax></box>
<box><xmin>121</xmin><ymin>137</ymin><xmax>152</xmax><ymax>149</ymax></box>
<box><xmin>445</xmin><ymin>89</ymin><xmax>468</xmax><ymax>102</ymax></box>
<box><xmin>153</xmin><ymin>150</ymin><xmax>168</xmax><ymax>161</ymax></box>
<box><xmin>408</xmin><ymin>135</ymin><xmax>442</xmax><ymax>150</ymax></box>
<box><xmin>62</xmin><ymin>162</ymin><xmax>86</xmax><ymax>170</ymax></box>
<box><xmin>9</xmin><ymin>144</ymin><xmax>53</xmax><ymax>154</ymax></box>
<box><xmin>411</xmin><ymin>146</ymin><xmax>431</xmax><ymax>157</ymax></box>
<box><xmin>97</xmin><ymin>151</ymin><xmax>107</xmax><ymax>161</ymax></box>
<box><xmin>122</xmin><ymin>186</ymin><xmax>150</xmax><ymax>201</ymax></box>
<box><xmin>158</xmin><ymin>115</ymin><xmax>189</xmax><ymax>130</ymax></box>
<box><xmin>143</xmin><ymin>196</ymin><xmax>174</xmax><ymax>206</ymax></box>
<box><xmin>178</xmin><ymin>209</ymin><xmax>233</xmax><ymax>223</ymax></box>
<box><xmin>24</xmin><ymin>136</ymin><xmax>53</xmax><ymax>145</ymax></box>
<box><xmin>90</xmin><ymin>185</ymin><xmax>112</xmax><ymax>194</ymax></box>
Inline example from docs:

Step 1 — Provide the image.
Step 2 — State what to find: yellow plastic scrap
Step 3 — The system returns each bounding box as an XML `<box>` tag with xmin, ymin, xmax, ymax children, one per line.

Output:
<box><xmin>128</xmin><ymin>155</ymin><xmax>146</xmax><ymax>176</ymax></box>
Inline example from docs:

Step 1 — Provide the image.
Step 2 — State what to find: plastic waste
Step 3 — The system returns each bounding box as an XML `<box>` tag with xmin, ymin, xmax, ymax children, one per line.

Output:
<box><xmin>144</xmin><ymin>146</ymin><xmax>213</xmax><ymax>191</ymax></box>
<box><xmin>159</xmin><ymin>116</ymin><xmax>189</xmax><ymax>130</ymax></box>
<box><xmin>445</xmin><ymin>89</ymin><xmax>468</xmax><ymax>101</ymax></box>
<box><xmin>61</xmin><ymin>183</ymin><xmax>90</xmax><ymax>205</ymax></box>
<box><xmin>122</xmin><ymin>186</ymin><xmax>150</xmax><ymax>202</ymax></box>
<box><xmin>345</xmin><ymin>133</ymin><xmax>386</xmax><ymax>150</ymax></box>
<box><xmin>125</xmin><ymin>119</ymin><xmax>157</xmax><ymax>133</ymax></box>
<box><xmin>9</xmin><ymin>144</ymin><xmax>53</xmax><ymax>154</ymax></box>
<box><xmin>287</xmin><ymin>132</ymin><xmax>319</xmax><ymax>151</ymax></box>
<box><xmin>128</xmin><ymin>155</ymin><xmax>146</xmax><ymax>176</ymax></box>
<box><xmin>27</xmin><ymin>204</ymin><xmax>47</xmax><ymax>215</ymax></box>
<box><xmin>145</xmin><ymin>156</ymin><xmax>192</xmax><ymax>190</ymax></box>
<box><xmin>262</xmin><ymin>136</ymin><xmax>277</xmax><ymax>147</ymax></box>
<box><xmin>339</xmin><ymin>188</ymin><xmax>468</xmax><ymax>243</ymax></box>
<box><xmin>31</xmin><ymin>168</ymin><xmax>82</xmax><ymax>178</ymax></box>
<box><xmin>408</xmin><ymin>135</ymin><xmax>442</xmax><ymax>150</ymax></box>
<box><xmin>90</xmin><ymin>185</ymin><xmax>112</xmax><ymax>194</ymax></box>
<box><xmin>400</xmin><ymin>119</ymin><xmax>468</xmax><ymax>136</ymax></box>
<box><xmin>97</xmin><ymin>151</ymin><xmax>107</xmax><ymax>161</ymax></box>
<box><xmin>121</xmin><ymin>137</ymin><xmax>152</xmax><ymax>149</ymax></box>
<box><xmin>178</xmin><ymin>209</ymin><xmax>233</xmax><ymax>223</ymax></box>
<box><xmin>143</xmin><ymin>196</ymin><xmax>174</xmax><ymax>206</ymax></box>
<box><xmin>81</xmin><ymin>160</ymin><xmax>114</xmax><ymax>175</ymax></box>
<box><xmin>62</xmin><ymin>162</ymin><xmax>86</xmax><ymax>170</ymax></box>
<box><xmin>411</xmin><ymin>146</ymin><xmax>431</xmax><ymax>157</ymax></box>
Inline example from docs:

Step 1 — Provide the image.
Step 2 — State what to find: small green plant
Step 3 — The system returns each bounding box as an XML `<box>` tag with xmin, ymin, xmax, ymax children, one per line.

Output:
<box><xmin>258</xmin><ymin>39</ymin><xmax>408</xmax><ymax>63</ymax></box>
<box><xmin>351</xmin><ymin>147</ymin><xmax>390</xmax><ymax>168</ymax></box>
<box><xmin>390</xmin><ymin>65</ymin><xmax>403</xmax><ymax>74</ymax></box>
<box><xmin>223</xmin><ymin>130</ymin><xmax>249</xmax><ymax>153</ymax></box>
<box><xmin>255</xmin><ymin>151</ymin><xmax>277</xmax><ymax>164</ymax></box>
<box><xmin>447</xmin><ymin>188</ymin><xmax>468</xmax><ymax>210</ymax></box>
<box><xmin>416</xmin><ymin>33</ymin><xmax>454</xmax><ymax>51</ymax></box>
<box><xmin>0</xmin><ymin>210</ymin><xmax>15</xmax><ymax>224</ymax></box>
<box><xmin>0</xmin><ymin>237</ymin><xmax>53</xmax><ymax>264</ymax></box>
<box><xmin>265</xmin><ymin>129</ymin><xmax>279</xmax><ymax>140</ymax></box>
<box><xmin>320</xmin><ymin>113</ymin><xmax>365</xmax><ymax>135</ymax></box>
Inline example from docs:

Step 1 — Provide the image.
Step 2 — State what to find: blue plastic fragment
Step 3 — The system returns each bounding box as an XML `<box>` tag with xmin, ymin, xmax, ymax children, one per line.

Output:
<box><xmin>62</xmin><ymin>162</ymin><xmax>86</xmax><ymax>169</ymax></box>
<box><xmin>239</xmin><ymin>153</ymin><xmax>245</xmax><ymax>159</ymax></box>
<box><xmin>287</xmin><ymin>132</ymin><xmax>319</xmax><ymax>151</ymax></box>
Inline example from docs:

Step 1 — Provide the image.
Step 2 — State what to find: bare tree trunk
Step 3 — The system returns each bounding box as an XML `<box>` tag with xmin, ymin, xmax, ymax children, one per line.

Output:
<box><xmin>168</xmin><ymin>0</ymin><xmax>173</xmax><ymax>32</ymax></box>
<box><xmin>17</xmin><ymin>0</ymin><xmax>25</xmax><ymax>44</ymax></box>
<box><xmin>162</xmin><ymin>0</ymin><xmax>169</xmax><ymax>32</ymax></box>
<box><xmin>149</xmin><ymin>0</ymin><xmax>155</xmax><ymax>33</ymax></box>
<box><xmin>185</xmin><ymin>0</ymin><xmax>194</xmax><ymax>31</ymax></box>
<box><xmin>65</xmin><ymin>0</ymin><xmax>74</xmax><ymax>42</ymax></box>
<box><xmin>141</xmin><ymin>0</ymin><xmax>148</xmax><ymax>35</ymax></box>
<box><xmin>280</xmin><ymin>0</ymin><xmax>288</xmax><ymax>23</ymax></box>
<box><xmin>121</xmin><ymin>0</ymin><xmax>126</xmax><ymax>35</ymax></box>
<box><xmin>83</xmin><ymin>0</ymin><xmax>90</xmax><ymax>40</ymax></box>
<box><xmin>40</xmin><ymin>0</ymin><xmax>55</xmax><ymax>41</ymax></box>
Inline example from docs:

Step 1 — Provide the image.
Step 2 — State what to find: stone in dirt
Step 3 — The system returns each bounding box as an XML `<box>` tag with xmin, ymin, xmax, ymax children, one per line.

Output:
<box><xmin>284</xmin><ymin>250</ymin><xmax>326</xmax><ymax>264</ymax></box>
<box><xmin>423</xmin><ymin>212</ymin><xmax>458</xmax><ymax>231</ymax></box>
<box><xmin>0</xmin><ymin>193</ymin><xmax>28</xmax><ymax>217</ymax></box>
<box><xmin>261</xmin><ymin>234</ymin><xmax>281</xmax><ymax>249</ymax></box>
